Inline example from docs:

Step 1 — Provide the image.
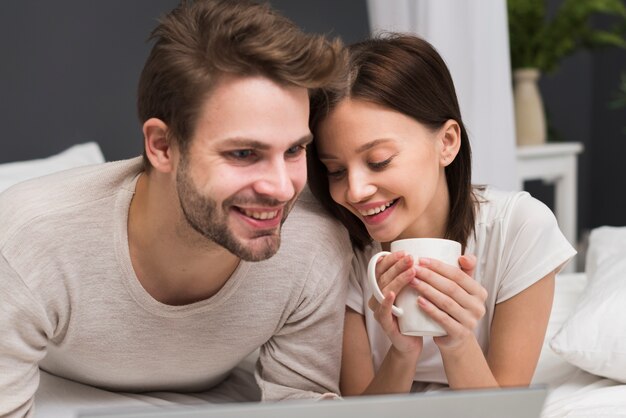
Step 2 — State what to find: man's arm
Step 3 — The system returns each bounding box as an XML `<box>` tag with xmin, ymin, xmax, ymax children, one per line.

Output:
<box><xmin>255</xmin><ymin>248</ymin><xmax>352</xmax><ymax>400</ymax></box>
<box><xmin>0</xmin><ymin>254</ymin><xmax>50</xmax><ymax>417</ymax></box>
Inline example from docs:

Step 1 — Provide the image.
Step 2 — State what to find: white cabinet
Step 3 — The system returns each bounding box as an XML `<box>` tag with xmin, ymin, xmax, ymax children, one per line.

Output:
<box><xmin>517</xmin><ymin>143</ymin><xmax>583</xmax><ymax>272</ymax></box>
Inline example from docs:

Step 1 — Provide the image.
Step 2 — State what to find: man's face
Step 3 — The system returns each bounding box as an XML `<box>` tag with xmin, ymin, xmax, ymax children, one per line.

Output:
<box><xmin>175</xmin><ymin>74</ymin><xmax>311</xmax><ymax>261</ymax></box>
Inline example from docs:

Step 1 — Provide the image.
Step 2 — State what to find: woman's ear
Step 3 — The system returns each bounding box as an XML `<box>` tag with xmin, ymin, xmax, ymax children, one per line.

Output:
<box><xmin>439</xmin><ymin>119</ymin><xmax>462</xmax><ymax>167</ymax></box>
<box><xmin>143</xmin><ymin>118</ymin><xmax>175</xmax><ymax>173</ymax></box>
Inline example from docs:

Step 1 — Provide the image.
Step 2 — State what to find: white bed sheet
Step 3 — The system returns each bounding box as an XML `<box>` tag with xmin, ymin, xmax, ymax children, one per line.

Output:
<box><xmin>34</xmin><ymin>361</ymin><xmax>259</xmax><ymax>418</ymax></box>
<box><xmin>36</xmin><ymin>371</ymin><xmax>187</xmax><ymax>415</ymax></box>
<box><xmin>536</xmin><ymin>272</ymin><xmax>626</xmax><ymax>418</ymax></box>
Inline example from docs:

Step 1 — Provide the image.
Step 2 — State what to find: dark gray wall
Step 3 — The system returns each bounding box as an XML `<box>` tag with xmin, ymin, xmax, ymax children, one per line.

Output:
<box><xmin>270</xmin><ymin>0</ymin><xmax>369</xmax><ymax>44</ymax></box>
<box><xmin>589</xmin><ymin>46</ymin><xmax>626</xmax><ymax>229</ymax></box>
<box><xmin>0</xmin><ymin>1</ymin><xmax>179</xmax><ymax>163</ymax></box>
<box><xmin>0</xmin><ymin>0</ymin><xmax>368</xmax><ymax>164</ymax></box>
<box><xmin>538</xmin><ymin>1</ymin><xmax>626</xmax><ymax>237</ymax></box>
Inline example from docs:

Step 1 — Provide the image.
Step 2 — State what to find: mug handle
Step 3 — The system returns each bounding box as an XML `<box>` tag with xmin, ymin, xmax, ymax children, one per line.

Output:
<box><xmin>367</xmin><ymin>251</ymin><xmax>404</xmax><ymax>317</ymax></box>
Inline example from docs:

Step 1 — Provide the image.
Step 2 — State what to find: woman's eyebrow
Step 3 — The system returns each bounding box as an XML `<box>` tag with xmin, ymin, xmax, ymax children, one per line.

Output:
<box><xmin>355</xmin><ymin>138</ymin><xmax>394</xmax><ymax>154</ymax></box>
<box><xmin>318</xmin><ymin>138</ymin><xmax>395</xmax><ymax>160</ymax></box>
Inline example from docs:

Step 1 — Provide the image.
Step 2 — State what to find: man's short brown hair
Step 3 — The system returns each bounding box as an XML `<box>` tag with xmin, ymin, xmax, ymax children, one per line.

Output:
<box><xmin>137</xmin><ymin>0</ymin><xmax>345</xmax><ymax>169</ymax></box>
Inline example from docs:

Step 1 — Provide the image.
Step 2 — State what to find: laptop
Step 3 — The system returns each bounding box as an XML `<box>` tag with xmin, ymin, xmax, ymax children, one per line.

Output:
<box><xmin>78</xmin><ymin>385</ymin><xmax>548</xmax><ymax>418</ymax></box>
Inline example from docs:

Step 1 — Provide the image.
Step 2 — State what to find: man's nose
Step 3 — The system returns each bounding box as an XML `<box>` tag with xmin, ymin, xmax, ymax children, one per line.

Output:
<box><xmin>253</xmin><ymin>159</ymin><xmax>297</xmax><ymax>202</ymax></box>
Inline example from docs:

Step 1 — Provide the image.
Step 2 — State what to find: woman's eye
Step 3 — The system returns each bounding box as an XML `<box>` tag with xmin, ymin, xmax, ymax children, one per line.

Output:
<box><xmin>326</xmin><ymin>168</ymin><xmax>346</xmax><ymax>180</ymax></box>
<box><xmin>369</xmin><ymin>157</ymin><xmax>392</xmax><ymax>170</ymax></box>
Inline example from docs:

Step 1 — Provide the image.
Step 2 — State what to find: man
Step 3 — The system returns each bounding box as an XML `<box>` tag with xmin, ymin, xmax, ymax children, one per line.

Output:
<box><xmin>0</xmin><ymin>1</ymin><xmax>351</xmax><ymax>415</ymax></box>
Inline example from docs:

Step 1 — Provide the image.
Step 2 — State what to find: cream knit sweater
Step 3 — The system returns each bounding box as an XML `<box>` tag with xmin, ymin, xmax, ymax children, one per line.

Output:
<box><xmin>0</xmin><ymin>158</ymin><xmax>352</xmax><ymax>417</ymax></box>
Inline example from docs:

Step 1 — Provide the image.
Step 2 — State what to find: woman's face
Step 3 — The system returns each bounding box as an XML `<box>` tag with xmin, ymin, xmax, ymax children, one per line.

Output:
<box><xmin>315</xmin><ymin>98</ymin><xmax>455</xmax><ymax>243</ymax></box>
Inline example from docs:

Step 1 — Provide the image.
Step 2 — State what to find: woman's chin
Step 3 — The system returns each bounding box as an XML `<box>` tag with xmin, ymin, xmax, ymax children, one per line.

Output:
<box><xmin>367</xmin><ymin>229</ymin><xmax>400</xmax><ymax>245</ymax></box>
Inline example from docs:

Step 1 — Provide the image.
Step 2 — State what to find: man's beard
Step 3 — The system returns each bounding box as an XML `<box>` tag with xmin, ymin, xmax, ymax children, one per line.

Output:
<box><xmin>175</xmin><ymin>154</ymin><xmax>291</xmax><ymax>261</ymax></box>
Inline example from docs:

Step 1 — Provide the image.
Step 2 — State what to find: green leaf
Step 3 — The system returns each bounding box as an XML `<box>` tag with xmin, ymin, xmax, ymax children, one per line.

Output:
<box><xmin>508</xmin><ymin>0</ymin><xmax>626</xmax><ymax>73</ymax></box>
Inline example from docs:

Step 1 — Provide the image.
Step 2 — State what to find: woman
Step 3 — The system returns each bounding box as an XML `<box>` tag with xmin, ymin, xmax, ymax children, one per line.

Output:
<box><xmin>307</xmin><ymin>34</ymin><xmax>576</xmax><ymax>395</ymax></box>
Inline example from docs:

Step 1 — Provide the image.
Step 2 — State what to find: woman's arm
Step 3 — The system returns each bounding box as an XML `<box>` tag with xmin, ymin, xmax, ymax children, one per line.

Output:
<box><xmin>341</xmin><ymin>253</ymin><xmax>482</xmax><ymax>395</ymax></box>
<box><xmin>487</xmin><ymin>272</ymin><xmax>555</xmax><ymax>386</ymax></box>
<box><xmin>341</xmin><ymin>251</ymin><xmax>425</xmax><ymax>396</ymax></box>
<box><xmin>340</xmin><ymin>307</ymin><xmax>420</xmax><ymax>396</ymax></box>
<box><xmin>418</xmin><ymin>258</ymin><xmax>555</xmax><ymax>388</ymax></box>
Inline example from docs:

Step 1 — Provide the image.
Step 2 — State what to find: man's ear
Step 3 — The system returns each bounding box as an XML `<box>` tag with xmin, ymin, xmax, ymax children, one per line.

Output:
<box><xmin>143</xmin><ymin>118</ymin><xmax>174</xmax><ymax>173</ymax></box>
<box><xmin>439</xmin><ymin>119</ymin><xmax>462</xmax><ymax>167</ymax></box>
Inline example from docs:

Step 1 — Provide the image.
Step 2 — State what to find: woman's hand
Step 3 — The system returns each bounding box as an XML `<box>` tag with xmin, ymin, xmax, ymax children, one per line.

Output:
<box><xmin>411</xmin><ymin>254</ymin><xmax>488</xmax><ymax>352</ymax></box>
<box><xmin>368</xmin><ymin>251</ymin><xmax>424</xmax><ymax>356</ymax></box>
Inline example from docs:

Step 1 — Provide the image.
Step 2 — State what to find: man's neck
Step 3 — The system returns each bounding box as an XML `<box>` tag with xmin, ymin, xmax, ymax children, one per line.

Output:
<box><xmin>127</xmin><ymin>173</ymin><xmax>240</xmax><ymax>306</ymax></box>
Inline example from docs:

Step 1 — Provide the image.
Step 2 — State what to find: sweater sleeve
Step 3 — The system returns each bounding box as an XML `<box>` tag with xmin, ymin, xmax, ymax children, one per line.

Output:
<box><xmin>254</xmin><ymin>243</ymin><xmax>352</xmax><ymax>401</ymax></box>
<box><xmin>0</xmin><ymin>254</ymin><xmax>51</xmax><ymax>417</ymax></box>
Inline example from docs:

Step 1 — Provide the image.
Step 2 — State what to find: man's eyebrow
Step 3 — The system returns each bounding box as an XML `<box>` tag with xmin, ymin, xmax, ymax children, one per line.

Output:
<box><xmin>220</xmin><ymin>138</ymin><xmax>271</xmax><ymax>150</ymax></box>
<box><xmin>293</xmin><ymin>133</ymin><xmax>314</xmax><ymax>147</ymax></box>
<box><xmin>220</xmin><ymin>133</ymin><xmax>314</xmax><ymax>150</ymax></box>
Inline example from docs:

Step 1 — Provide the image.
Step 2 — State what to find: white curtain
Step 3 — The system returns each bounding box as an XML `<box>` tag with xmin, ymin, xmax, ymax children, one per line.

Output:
<box><xmin>366</xmin><ymin>0</ymin><xmax>517</xmax><ymax>191</ymax></box>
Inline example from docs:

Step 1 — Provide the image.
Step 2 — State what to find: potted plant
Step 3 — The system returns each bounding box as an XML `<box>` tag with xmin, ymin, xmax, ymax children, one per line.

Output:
<box><xmin>507</xmin><ymin>0</ymin><xmax>626</xmax><ymax>146</ymax></box>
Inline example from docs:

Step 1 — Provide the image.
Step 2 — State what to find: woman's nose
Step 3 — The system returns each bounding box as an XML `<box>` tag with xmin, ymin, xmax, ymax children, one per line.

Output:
<box><xmin>346</xmin><ymin>170</ymin><xmax>377</xmax><ymax>203</ymax></box>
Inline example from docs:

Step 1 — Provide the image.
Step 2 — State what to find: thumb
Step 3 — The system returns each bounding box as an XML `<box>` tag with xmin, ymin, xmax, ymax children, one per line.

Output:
<box><xmin>459</xmin><ymin>254</ymin><xmax>477</xmax><ymax>278</ymax></box>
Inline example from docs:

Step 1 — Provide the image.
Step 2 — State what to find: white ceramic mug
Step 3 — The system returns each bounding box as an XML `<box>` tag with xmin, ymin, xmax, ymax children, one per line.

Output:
<box><xmin>367</xmin><ymin>238</ymin><xmax>462</xmax><ymax>337</ymax></box>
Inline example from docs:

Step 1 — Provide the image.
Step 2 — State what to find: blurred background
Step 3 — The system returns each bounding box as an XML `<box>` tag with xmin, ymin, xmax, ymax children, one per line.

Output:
<box><xmin>1</xmin><ymin>0</ymin><xmax>624</xmax><ymax>250</ymax></box>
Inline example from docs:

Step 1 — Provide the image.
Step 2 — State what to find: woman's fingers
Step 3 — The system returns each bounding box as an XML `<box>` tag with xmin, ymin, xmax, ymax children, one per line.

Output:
<box><xmin>459</xmin><ymin>254</ymin><xmax>477</xmax><ymax>277</ymax></box>
<box><xmin>416</xmin><ymin>295</ymin><xmax>474</xmax><ymax>340</ymax></box>
<box><xmin>370</xmin><ymin>252</ymin><xmax>416</xmax><ymax>303</ymax></box>
<box><xmin>408</xmin><ymin>256</ymin><xmax>487</xmax><ymax>330</ymax></box>
<box><xmin>373</xmin><ymin>291</ymin><xmax>399</xmax><ymax>333</ymax></box>
<box><xmin>369</xmin><ymin>292</ymin><xmax>425</xmax><ymax>355</ymax></box>
<box><xmin>376</xmin><ymin>252</ymin><xmax>413</xmax><ymax>288</ymax></box>
<box><xmin>416</xmin><ymin>257</ymin><xmax>487</xmax><ymax>303</ymax></box>
<box><xmin>416</xmin><ymin>281</ymin><xmax>484</xmax><ymax>330</ymax></box>
<box><xmin>367</xmin><ymin>260</ymin><xmax>416</xmax><ymax>312</ymax></box>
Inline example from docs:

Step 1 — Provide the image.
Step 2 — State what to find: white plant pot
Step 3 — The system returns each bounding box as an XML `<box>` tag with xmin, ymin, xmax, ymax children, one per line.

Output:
<box><xmin>513</xmin><ymin>68</ymin><xmax>547</xmax><ymax>146</ymax></box>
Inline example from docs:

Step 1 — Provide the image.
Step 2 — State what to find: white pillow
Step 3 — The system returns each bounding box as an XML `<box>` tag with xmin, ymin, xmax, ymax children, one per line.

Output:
<box><xmin>550</xmin><ymin>226</ymin><xmax>626</xmax><ymax>382</ymax></box>
<box><xmin>584</xmin><ymin>226</ymin><xmax>626</xmax><ymax>280</ymax></box>
<box><xmin>0</xmin><ymin>142</ymin><xmax>105</xmax><ymax>193</ymax></box>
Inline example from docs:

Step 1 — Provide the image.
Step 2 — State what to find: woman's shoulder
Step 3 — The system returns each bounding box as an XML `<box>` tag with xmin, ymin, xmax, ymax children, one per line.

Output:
<box><xmin>473</xmin><ymin>186</ymin><xmax>554</xmax><ymax>228</ymax></box>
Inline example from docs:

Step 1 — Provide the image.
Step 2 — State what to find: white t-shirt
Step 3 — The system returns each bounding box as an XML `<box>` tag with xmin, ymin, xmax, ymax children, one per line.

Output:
<box><xmin>0</xmin><ymin>158</ymin><xmax>353</xmax><ymax>417</ymax></box>
<box><xmin>346</xmin><ymin>188</ymin><xmax>577</xmax><ymax>384</ymax></box>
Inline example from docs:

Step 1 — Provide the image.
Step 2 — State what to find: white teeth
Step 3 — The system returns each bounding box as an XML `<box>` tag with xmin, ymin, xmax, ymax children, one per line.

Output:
<box><xmin>359</xmin><ymin>201</ymin><xmax>394</xmax><ymax>217</ymax></box>
<box><xmin>242</xmin><ymin>209</ymin><xmax>278</xmax><ymax>220</ymax></box>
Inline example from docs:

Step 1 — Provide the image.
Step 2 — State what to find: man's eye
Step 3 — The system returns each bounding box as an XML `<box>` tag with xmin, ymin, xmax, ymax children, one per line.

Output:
<box><xmin>286</xmin><ymin>145</ymin><xmax>306</xmax><ymax>157</ymax></box>
<box><xmin>229</xmin><ymin>150</ymin><xmax>255</xmax><ymax>159</ymax></box>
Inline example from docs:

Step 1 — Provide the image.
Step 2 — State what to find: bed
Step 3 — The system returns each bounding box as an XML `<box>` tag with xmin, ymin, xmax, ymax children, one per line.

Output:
<box><xmin>533</xmin><ymin>225</ymin><xmax>626</xmax><ymax>417</ymax></box>
<box><xmin>2</xmin><ymin>144</ymin><xmax>625</xmax><ymax>417</ymax></box>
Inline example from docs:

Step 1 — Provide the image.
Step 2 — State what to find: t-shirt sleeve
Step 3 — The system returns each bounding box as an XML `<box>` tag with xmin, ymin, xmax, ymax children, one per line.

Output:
<box><xmin>0</xmin><ymin>253</ymin><xmax>50</xmax><ymax>417</ymax></box>
<box><xmin>254</xmin><ymin>238</ymin><xmax>352</xmax><ymax>401</ymax></box>
<box><xmin>496</xmin><ymin>193</ymin><xmax>577</xmax><ymax>303</ymax></box>
<box><xmin>346</xmin><ymin>249</ymin><xmax>370</xmax><ymax>315</ymax></box>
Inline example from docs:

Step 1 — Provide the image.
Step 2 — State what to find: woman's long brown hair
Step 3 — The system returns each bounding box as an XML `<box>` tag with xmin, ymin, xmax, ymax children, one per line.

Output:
<box><xmin>308</xmin><ymin>34</ymin><xmax>477</xmax><ymax>251</ymax></box>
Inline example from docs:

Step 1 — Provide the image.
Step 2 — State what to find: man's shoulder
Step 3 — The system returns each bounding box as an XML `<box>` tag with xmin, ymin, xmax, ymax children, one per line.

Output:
<box><xmin>283</xmin><ymin>187</ymin><xmax>350</xmax><ymax>246</ymax></box>
<box><xmin>272</xmin><ymin>187</ymin><xmax>352</xmax><ymax>274</ymax></box>
<box><xmin>265</xmin><ymin>187</ymin><xmax>352</xmax><ymax>296</ymax></box>
<box><xmin>0</xmin><ymin>158</ymin><xmax>142</xmax><ymax>246</ymax></box>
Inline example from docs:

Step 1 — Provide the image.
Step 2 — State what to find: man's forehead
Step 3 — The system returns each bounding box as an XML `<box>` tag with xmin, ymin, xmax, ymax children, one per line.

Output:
<box><xmin>190</xmin><ymin>73</ymin><xmax>311</xmax><ymax>150</ymax></box>
<box><xmin>206</xmin><ymin>72</ymin><xmax>300</xmax><ymax>99</ymax></box>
